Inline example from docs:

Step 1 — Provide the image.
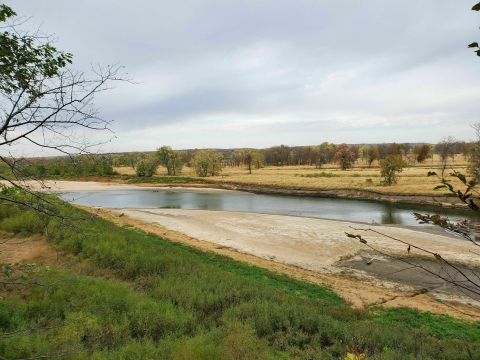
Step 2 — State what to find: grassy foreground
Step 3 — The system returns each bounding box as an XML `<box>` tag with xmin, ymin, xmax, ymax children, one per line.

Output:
<box><xmin>0</xmin><ymin>193</ymin><xmax>479</xmax><ymax>359</ymax></box>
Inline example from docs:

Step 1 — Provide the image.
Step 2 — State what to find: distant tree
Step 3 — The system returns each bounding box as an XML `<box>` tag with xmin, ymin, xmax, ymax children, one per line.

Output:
<box><xmin>157</xmin><ymin>146</ymin><xmax>182</xmax><ymax>175</ymax></box>
<box><xmin>358</xmin><ymin>145</ymin><xmax>371</xmax><ymax>164</ymax></box>
<box><xmin>367</xmin><ymin>147</ymin><xmax>380</xmax><ymax>167</ymax></box>
<box><xmin>414</xmin><ymin>144</ymin><xmax>431</xmax><ymax>163</ymax></box>
<box><xmin>252</xmin><ymin>151</ymin><xmax>265</xmax><ymax>169</ymax></box>
<box><xmin>334</xmin><ymin>144</ymin><xmax>356</xmax><ymax>170</ymax></box>
<box><xmin>318</xmin><ymin>142</ymin><xmax>337</xmax><ymax>167</ymax></box>
<box><xmin>232</xmin><ymin>150</ymin><xmax>244</xmax><ymax>167</ymax></box>
<box><xmin>460</xmin><ymin>142</ymin><xmax>473</xmax><ymax>160</ymax></box>
<box><xmin>194</xmin><ymin>150</ymin><xmax>223</xmax><ymax>177</ymax></box>
<box><xmin>380</xmin><ymin>155</ymin><xmax>407</xmax><ymax>185</ymax></box>
<box><xmin>469</xmin><ymin>123</ymin><xmax>480</xmax><ymax>180</ymax></box>
<box><xmin>436</xmin><ymin>137</ymin><xmax>456</xmax><ymax>175</ymax></box>
<box><xmin>244</xmin><ymin>151</ymin><xmax>253</xmax><ymax>174</ymax></box>
<box><xmin>135</xmin><ymin>156</ymin><xmax>157</xmax><ymax>177</ymax></box>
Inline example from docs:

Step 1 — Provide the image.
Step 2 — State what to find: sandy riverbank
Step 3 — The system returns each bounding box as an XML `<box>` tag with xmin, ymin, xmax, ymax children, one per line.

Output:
<box><xmin>9</xmin><ymin>180</ymin><xmax>233</xmax><ymax>193</ymax></box>
<box><xmin>110</xmin><ymin>208</ymin><xmax>479</xmax><ymax>270</ymax></box>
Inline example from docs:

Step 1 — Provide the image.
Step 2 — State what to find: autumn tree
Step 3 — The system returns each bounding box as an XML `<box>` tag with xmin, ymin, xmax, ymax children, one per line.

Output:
<box><xmin>334</xmin><ymin>144</ymin><xmax>356</xmax><ymax>170</ymax></box>
<box><xmin>367</xmin><ymin>147</ymin><xmax>380</xmax><ymax>167</ymax></box>
<box><xmin>414</xmin><ymin>144</ymin><xmax>431</xmax><ymax>163</ymax></box>
<box><xmin>379</xmin><ymin>155</ymin><xmax>407</xmax><ymax>185</ymax></box>
<box><xmin>252</xmin><ymin>151</ymin><xmax>265</xmax><ymax>169</ymax></box>
<box><xmin>135</xmin><ymin>155</ymin><xmax>158</xmax><ymax>177</ymax></box>
<box><xmin>317</xmin><ymin>142</ymin><xmax>336</xmax><ymax>168</ymax></box>
<box><xmin>194</xmin><ymin>150</ymin><xmax>223</xmax><ymax>177</ymax></box>
<box><xmin>157</xmin><ymin>146</ymin><xmax>182</xmax><ymax>175</ymax></box>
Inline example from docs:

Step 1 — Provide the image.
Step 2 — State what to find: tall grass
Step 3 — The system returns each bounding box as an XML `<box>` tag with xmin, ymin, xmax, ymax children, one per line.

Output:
<box><xmin>0</xmin><ymin>191</ymin><xmax>479</xmax><ymax>359</ymax></box>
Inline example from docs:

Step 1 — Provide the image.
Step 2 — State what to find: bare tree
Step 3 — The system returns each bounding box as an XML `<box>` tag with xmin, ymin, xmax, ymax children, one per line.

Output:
<box><xmin>0</xmin><ymin>5</ymin><xmax>124</xmax><ymax>207</ymax></box>
<box><xmin>0</xmin><ymin>4</ymin><xmax>125</xmax><ymax>293</ymax></box>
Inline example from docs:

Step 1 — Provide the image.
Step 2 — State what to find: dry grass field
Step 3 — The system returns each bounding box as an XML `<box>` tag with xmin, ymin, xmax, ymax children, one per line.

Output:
<box><xmin>114</xmin><ymin>155</ymin><xmax>473</xmax><ymax>196</ymax></box>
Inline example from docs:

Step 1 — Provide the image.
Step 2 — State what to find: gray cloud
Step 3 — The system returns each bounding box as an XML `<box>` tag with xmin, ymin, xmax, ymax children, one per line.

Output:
<box><xmin>5</xmin><ymin>0</ymin><xmax>480</xmax><ymax>151</ymax></box>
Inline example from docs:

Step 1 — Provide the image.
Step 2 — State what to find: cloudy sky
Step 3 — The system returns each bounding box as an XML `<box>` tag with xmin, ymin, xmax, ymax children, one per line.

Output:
<box><xmin>6</xmin><ymin>0</ymin><xmax>480</xmax><ymax>152</ymax></box>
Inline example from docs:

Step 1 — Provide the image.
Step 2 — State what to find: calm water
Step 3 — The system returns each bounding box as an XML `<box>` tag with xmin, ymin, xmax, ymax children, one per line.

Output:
<box><xmin>60</xmin><ymin>188</ymin><xmax>478</xmax><ymax>227</ymax></box>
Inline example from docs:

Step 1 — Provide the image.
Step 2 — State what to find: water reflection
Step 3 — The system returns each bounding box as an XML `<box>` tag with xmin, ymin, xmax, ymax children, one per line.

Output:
<box><xmin>60</xmin><ymin>189</ymin><xmax>478</xmax><ymax>227</ymax></box>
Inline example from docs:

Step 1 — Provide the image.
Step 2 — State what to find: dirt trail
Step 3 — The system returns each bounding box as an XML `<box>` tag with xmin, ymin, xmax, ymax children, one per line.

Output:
<box><xmin>0</xmin><ymin>232</ymin><xmax>58</xmax><ymax>266</ymax></box>
<box><xmin>89</xmin><ymin>207</ymin><xmax>480</xmax><ymax>321</ymax></box>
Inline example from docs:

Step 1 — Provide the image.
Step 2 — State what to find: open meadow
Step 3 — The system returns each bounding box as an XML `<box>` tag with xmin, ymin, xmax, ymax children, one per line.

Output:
<box><xmin>114</xmin><ymin>155</ymin><xmax>472</xmax><ymax>197</ymax></box>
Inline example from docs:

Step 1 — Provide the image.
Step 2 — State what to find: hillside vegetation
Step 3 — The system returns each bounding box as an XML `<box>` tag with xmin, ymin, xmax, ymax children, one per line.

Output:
<box><xmin>0</xmin><ymin>191</ymin><xmax>479</xmax><ymax>359</ymax></box>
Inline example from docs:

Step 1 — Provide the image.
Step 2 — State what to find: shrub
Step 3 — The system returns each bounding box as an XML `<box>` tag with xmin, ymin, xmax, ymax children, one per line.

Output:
<box><xmin>194</xmin><ymin>150</ymin><xmax>223</xmax><ymax>177</ymax></box>
<box><xmin>379</xmin><ymin>155</ymin><xmax>407</xmax><ymax>185</ymax></box>
<box><xmin>334</xmin><ymin>144</ymin><xmax>356</xmax><ymax>170</ymax></box>
<box><xmin>135</xmin><ymin>157</ymin><xmax>158</xmax><ymax>177</ymax></box>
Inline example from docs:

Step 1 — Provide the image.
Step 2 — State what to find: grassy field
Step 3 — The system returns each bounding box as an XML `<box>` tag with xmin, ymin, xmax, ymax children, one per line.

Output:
<box><xmin>0</xmin><ymin>191</ymin><xmax>479</xmax><ymax>359</ymax></box>
<box><xmin>114</xmin><ymin>155</ymin><xmax>471</xmax><ymax>196</ymax></box>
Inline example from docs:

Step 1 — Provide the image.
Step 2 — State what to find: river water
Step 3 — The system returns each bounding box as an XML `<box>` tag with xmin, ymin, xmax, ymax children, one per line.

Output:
<box><xmin>60</xmin><ymin>188</ymin><xmax>478</xmax><ymax>227</ymax></box>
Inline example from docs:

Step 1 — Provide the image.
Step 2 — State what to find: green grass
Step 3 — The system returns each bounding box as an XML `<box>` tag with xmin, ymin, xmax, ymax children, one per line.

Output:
<box><xmin>0</xmin><ymin>190</ymin><xmax>479</xmax><ymax>359</ymax></box>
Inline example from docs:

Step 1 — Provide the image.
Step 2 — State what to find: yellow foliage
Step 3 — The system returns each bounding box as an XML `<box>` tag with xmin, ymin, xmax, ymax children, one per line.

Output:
<box><xmin>345</xmin><ymin>353</ymin><xmax>367</xmax><ymax>360</ymax></box>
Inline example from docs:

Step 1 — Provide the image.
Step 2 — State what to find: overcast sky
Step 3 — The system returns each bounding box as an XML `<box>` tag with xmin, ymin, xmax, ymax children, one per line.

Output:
<box><xmin>6</xmin><ymin>0</ymin><xmax>480</xmax><ymax>152</ymax></box>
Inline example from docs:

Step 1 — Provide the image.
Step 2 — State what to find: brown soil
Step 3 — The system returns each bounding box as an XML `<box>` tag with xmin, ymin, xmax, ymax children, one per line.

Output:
<box><xmin>0</xmin><ymin>231</ymin><xmax>58</xmax><ymax>266</ymax></box>
<box><xmin>87</xmin><ymin>207</ymin><xmax>480</xmax><ymax>321</ymax></box>
<box><xmin>211</xmin><ymin>183</ymin><xmax>468</xmax><ymax>209</ymax></box>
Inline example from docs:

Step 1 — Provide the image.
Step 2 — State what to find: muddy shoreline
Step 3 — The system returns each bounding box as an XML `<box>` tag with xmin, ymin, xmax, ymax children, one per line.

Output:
<box><xmin>155</xmin><ymin>181</ymin><xmax>469</xmax><ymax>210</ymax></box>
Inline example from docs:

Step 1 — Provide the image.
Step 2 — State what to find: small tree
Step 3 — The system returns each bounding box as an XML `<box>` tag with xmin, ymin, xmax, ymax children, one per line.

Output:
<box><xmin>367</xmin><ymin>147</ymin><xmax>380</xmax><ymax>167</ymax></box>
<box><xmin>135</xmin><ymin>156</ymin><xmax>157</xmax><ymax>177</ymax></box>
<box><xmin>379</xmin><ymin>155</ymin><xmax>407</xmax><ymax>185</ymax></box>
<box><xmin>414</xmin><ymin>144</ymin><xmax>431</xmax><ymax>163</ymax></box>
<box><xmin>252</xmin><ymin>151</ymin><xmax>265</xmax><ymax>169</ymax></box>
<box><xmin>334</xmin><ymin>144</ymin><xmax>356</xmax><ymax>170</ymax></box>
<box><xmin>436</xmin><ymin>137</ymin><xmax>456</xmax><ymax>174</ymax></box>
<box><xmin>194</xmin><ymin>150</ymin><xmax>223</xmax><ymax>177</ymax></box>
<box><xmin>244</xmin><ymin>151</ymin><xmax>253</xmax><ymax>174</ymax></box>
<box><xmin>469</xmin><ymin>123</ymin><xmax>480</xmax><ymax>181</ymax></box>
<box><xmin>157</xmin><ymin>146</ymin><xmax>182</xmax><ymax>176</ymax></box>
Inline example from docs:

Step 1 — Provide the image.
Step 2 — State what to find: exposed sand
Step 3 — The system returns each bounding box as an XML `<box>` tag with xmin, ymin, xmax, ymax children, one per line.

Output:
<box><xmin>10</xmin><ymin>180</ymin><xmax>233</xmax><ymax>193</ymax></box>
<box><xmin>109</xmin><ymin>208</ymin><xmax>479</xmax><ymax>271</ymax></box>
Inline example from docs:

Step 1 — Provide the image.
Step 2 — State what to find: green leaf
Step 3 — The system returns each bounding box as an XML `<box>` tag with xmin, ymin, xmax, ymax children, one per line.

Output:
<box><xmin>473</xmin><ymin>2</ymin><xmax>480</xmax><ymax>11</ymax></box>
<box><xmin>450</xmin><ymin>172</ymin><xmax>467</xmax><ymax>184</ymax></box>
<box><xmin>427</xmin><ymin>171</ymin><xmax>437</xmax><ymax>177</ymax></box>
<box><xmin>468</xmin><ymin>42</ymin><xmax>479</xmax><ymax>48</ymax></box>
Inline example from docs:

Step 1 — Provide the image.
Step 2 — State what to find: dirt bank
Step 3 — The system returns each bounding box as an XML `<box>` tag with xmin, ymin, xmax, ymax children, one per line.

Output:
<box><xmin>211</xmin><ymin>183</ymin><xmax>469</xmax><ymax>209</ymax></box>
<box><xmin>87</xmin><ymin>207</ymin><xmax>480</xmax><ymax>320</ymax></box>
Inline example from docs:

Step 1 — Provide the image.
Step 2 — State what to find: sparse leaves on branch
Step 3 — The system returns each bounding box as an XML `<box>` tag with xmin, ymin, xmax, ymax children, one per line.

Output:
<box><xmin>470</xmin><ymin>2</ymin><xmax>480</xmax><ymax>55</ymax></box>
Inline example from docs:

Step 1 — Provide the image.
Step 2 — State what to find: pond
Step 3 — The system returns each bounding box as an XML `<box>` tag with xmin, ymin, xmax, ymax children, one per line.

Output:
<box><xmin>60</xmin><ymin>188</ymin><xmax>479</xmax><ymax>227</ymax></box>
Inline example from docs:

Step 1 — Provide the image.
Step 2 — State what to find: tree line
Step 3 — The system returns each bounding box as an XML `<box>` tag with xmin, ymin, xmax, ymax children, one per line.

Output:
<box><xmin>4</xmin><ymin>136</ymin><xmax>478</xmax><ymax>184</ymax></box>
